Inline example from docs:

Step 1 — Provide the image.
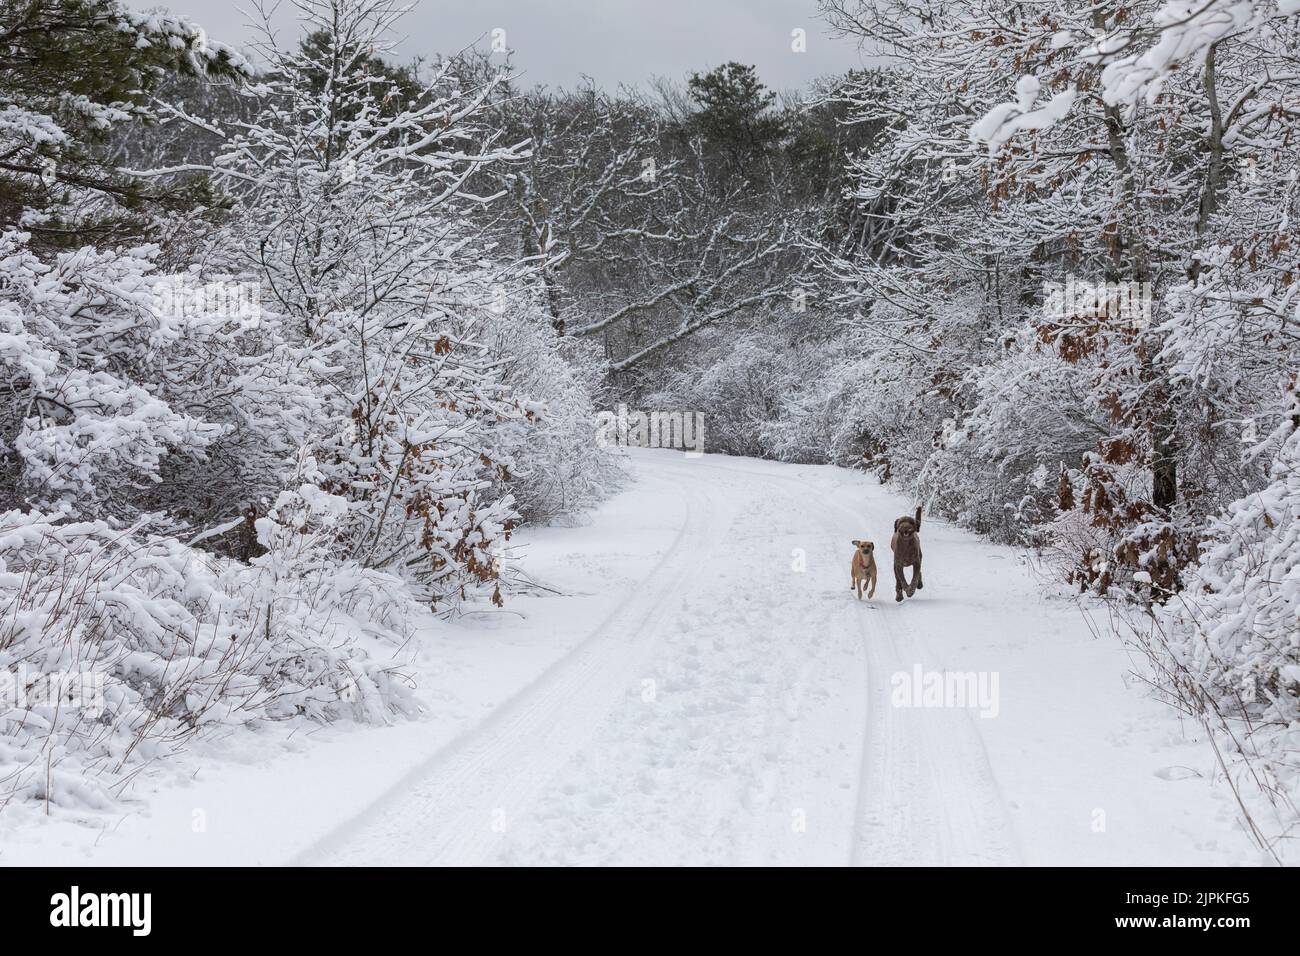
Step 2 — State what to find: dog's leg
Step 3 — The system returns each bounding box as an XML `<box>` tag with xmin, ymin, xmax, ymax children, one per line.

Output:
<box><xmin>906</xmin><ymin>565</ymin><xmax>916</xmax><ymax>597</ymax></box>
<box><xmin>894</xmin><ymin>560</ymin><xmax>906</xmax><ymax>602</ymax></box>
<box><xmin>914</xmin><ymin>558</ymin><xmax>923</xmax><ymax>591</ymax></box>
<box><xmin>867</xmin><ymin>569</ymin><xmax>876</xmax><ymax>600</ymax></box>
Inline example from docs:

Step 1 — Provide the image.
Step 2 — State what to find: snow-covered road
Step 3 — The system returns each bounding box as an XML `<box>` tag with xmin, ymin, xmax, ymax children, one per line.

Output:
<box><xmin>294</xmin><ymin>451</ymin><xmax>1243</xmax><ymax>866</ymax></box>
<box><xmin>4</xmin><ymin>449</ymin><xmax>1252</xmax><ymax>866</ymax></box>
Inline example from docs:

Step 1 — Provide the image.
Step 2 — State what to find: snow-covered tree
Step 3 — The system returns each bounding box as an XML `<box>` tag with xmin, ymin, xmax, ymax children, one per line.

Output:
<box><xmin>816</xmin><ymin>0</ymin><xmax>1299</xmax><ymax>590</ymax></box>
<box><xmin>0</xmin><ymin>0</ymin><xmax>247</xmax><ymax>246</ymax></box>
<box><xmin>214</xmin><ymin>0</ymin><xmax>539</xmax><ymax>604</ymax></box>
<box><xmin>0</xmin><ymin>0</ymin><xmax>437</xmax><ymax>813</ymax></box>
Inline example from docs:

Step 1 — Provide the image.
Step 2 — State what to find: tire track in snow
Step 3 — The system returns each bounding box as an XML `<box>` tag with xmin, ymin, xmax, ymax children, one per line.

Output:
<box><xmin>294</xmin><ymin>466</ymin><xmax>720</xmax><ymax>866</ymax></box>
<box><xmin>815</xmin><ymin>475</ymin><xmax>1023</xmax><ymax>866</ymax></box>
<box><xmin>670</xmin><ymin>458</ymin><xmax>886</xmax><ymax>864</ymax></box>
<box><xmin>491</xmin><ymin>455</ymin><xmax>868</xmax><ymax>865</ymax></box>
<box><xmin>677</xmin><ymin>458</ymin><xmax>1021</xmax><ymax>865</ymax></box>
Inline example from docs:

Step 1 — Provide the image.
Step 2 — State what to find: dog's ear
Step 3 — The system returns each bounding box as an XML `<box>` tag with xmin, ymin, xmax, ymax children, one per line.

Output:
<box><xmin>851</xmin><ymin>539</ymin><xmax>861</xmax><ymax>546</ymax></box>
<box><xmin>893</xmin><ymin>517</ymin><xmax>903</xmax><ymax>531</ymax></box>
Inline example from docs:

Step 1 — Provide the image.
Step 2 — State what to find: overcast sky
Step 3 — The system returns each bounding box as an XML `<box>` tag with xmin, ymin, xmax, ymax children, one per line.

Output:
<box><xmin>150</xmin><ymin>0</ymin><xmax>866</xmax><ymax>94</ymax></box>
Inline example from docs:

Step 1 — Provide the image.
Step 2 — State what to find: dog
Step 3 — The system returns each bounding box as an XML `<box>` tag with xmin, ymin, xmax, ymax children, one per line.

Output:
<box><xmin>850</xmin><ymin>540</ymin><xmax>877</xmax><ymax>601</ymax></box>
<box><xmin>890</xmin><ymin>506</ymin><xmax>923</xmax><ymax>602</ymax></box>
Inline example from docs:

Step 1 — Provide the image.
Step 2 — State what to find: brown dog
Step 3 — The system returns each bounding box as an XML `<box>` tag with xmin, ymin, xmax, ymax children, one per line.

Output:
<box><xmin>890</xmin><ymin>506</ymin><xmax>923</xmax><ymax>602</ymax></box>
<box><xmin>850</xmin><ymin>540</ymin><xmax>877</xmax><ymax>600</ymax></box>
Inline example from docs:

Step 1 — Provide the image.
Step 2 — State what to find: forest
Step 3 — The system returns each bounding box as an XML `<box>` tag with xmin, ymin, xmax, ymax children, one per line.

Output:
<box><xmin>0</xmin><ymin>0</ymin><xmax>1296</xmax><ymax>850</ymax></box>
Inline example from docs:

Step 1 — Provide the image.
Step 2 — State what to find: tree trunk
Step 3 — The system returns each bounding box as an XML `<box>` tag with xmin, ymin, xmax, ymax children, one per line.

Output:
<box><xmin>1152</xmin><ymin>419</ymin><xmax>1177</xmax><ymax>512</ymax></box>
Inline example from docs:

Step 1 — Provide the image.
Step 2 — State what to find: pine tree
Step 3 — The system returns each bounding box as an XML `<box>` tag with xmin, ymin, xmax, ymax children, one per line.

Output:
<box><xmin>0</xmin><ymin>0</ymin><xmax>249</xmax><ymax>246</ymax></box>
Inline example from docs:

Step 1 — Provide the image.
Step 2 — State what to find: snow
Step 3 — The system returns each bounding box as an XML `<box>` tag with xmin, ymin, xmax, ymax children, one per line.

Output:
<box><xmin>971</xmin><ymin>78</ymin><xmax>1079</xmax><ymax>153</ymax></box>
<box><xmin>0</xmin><ymin>449</ymin><xmax>1258</xmax><ymax>866</ymax></box>
<box><xmin>1099</xmin><ymin>1</ymin><xmax>1258</xmax><ymax>108</ymax></box>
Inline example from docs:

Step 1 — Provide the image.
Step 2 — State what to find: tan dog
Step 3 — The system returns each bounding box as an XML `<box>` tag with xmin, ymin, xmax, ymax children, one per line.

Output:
<box><xmin>850</xmin><ymin>540</ymin><xmax>877</xmax><ymax>600</ymax></box>
<box><xmin>890</xmin><ymin>506</ymin><xmax>923</xmax><ymax>602</ymax></box>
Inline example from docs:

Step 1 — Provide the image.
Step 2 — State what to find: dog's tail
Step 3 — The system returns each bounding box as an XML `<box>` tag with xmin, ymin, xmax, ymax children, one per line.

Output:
<box><xmin>914</xmin><ymin>505</ymin><xmax>922</xmax><ymax>530</ymax></box>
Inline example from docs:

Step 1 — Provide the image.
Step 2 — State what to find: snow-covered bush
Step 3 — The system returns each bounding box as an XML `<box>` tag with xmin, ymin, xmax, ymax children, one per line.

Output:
<box><xmin>0</xmin><ymin>491</ymin><xmax>419</xmax><ymax>812</ymax></box>
<box><xmin>480</xmin><ymin>303</ymin><xmax>623</xmax><ymax>525</ymax></box>
<box><xmin>0</xmin><ymin>233</ymin><xmax>221</xmax><ymax>516</ymax></box>
<box><xmin>1160</xmin><ymin>428</ymin><xmax>1300</xmax><ymax>723</ymax></box>
<box><xmin>917</xmin><ymin>345</ymin><xmax>1108</xmax><ymax>544</ymax></box>
<box><xmin>0</xmin><ymin>230</ymin><xmax>314</xmax><ymax>532</ymax></box>
<box><xmin>1116</xmin><ymin>419</ymin><xmax>1300</xmax><ymax>859</ymax></box>
<box><xmin>650</xmin><ymin>326</ymin><xmax>793</xmax><ymax>459</ymax></box>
